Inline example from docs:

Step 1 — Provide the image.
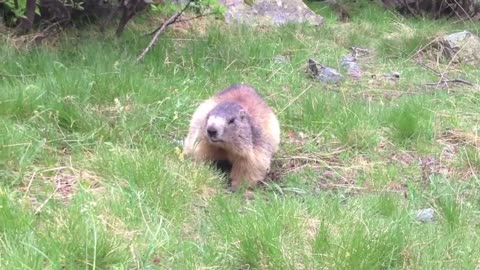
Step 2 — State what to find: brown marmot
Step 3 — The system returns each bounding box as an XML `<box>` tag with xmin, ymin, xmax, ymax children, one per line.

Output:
<box><xmin>183</xmin><ymin>84</ymin><xmax>281</xmax><ymax>191</ymax></box>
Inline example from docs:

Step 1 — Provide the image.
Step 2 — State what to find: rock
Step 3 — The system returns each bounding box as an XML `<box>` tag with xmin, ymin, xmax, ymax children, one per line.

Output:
<box><xmin>174</xmin><ymin>139</ymin><xmax>184</xmax><ymax>147</ymax></box>
<box><xmin>383</xmin><ymin>71</ymin><xmax>400</xmax><ymax>82</ymax></box>
<box><xmin>307</xmin><ymin>58</ymin><xmax>343</xmax><ymax>84</ymax></box>
<box><xmin>339</xmin><ymin>194</ymin><xmax>348</xmax><ymax>204</ymax></box>
<box><xmin>218</xmin><ymin>0</ymin><xmax>324</xmax><ymax>27</ymax></box>
<box><xmin>317</xmin><ymin>66</ymin><xmax>343</xmax><ymax>84</ymax></box>
<box><xmin>273</xmin><ymin>54</ymin><xmax>289</xmax><ymax>64</ymax></box>
<box><xmin>415</xmin><ymin>208</ymin><xmax>435</xmax><ymax>223</ymax></box>
<box><xmin>340</xmin><ymin>55</ymin><xmax>363</xmax><ymax>80</ymax></box>
<box><xmin>437</xmin><ymin>31</ymin><xmax>480</xmax><ymax>65</ymax></box>
<box><xmin>297</xmin><ymin>131</ymin><xmax>306</xmax><ymax>140</ymax></box>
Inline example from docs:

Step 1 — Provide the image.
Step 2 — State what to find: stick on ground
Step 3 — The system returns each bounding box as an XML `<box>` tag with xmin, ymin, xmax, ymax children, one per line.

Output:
<box><xmin>416</xmin><ymin>61</ymin><xmax>474</xmax><ymax>88</ymax></box>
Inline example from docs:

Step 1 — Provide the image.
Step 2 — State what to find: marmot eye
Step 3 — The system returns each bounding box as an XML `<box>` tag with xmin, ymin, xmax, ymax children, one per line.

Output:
<box><xmin>228</xmin><ymin>118</ymin><xmax>235</xmax><ymax>124</ymax></box>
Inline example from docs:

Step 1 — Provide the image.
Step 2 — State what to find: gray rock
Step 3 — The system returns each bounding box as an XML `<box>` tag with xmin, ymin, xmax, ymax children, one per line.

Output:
<box><xmin>383</xmin><ymin>71</ymin><xmax>401</xmax><ymax>82</ymax></box>
<box><xmin>318</xmin><ymin>66</ymin><xmax>343</xmax><ymax>84</ymax></box>
<box><xmin>174</xmin><ymin>139</ymin><xmax>184</xmax><ymax>147</ymax></box>
<box><xmin>340</xmin><ymin>55</ymin><xmax>363</xmax><ymax>80</ymax></box>
<box><xmin>218</xmin><ymin>0</ymin><xmax>324</xmax><ymax>27</ymax></box>
<box><xmin>307</xmin><ymin>58</ymin><xmax>343</xmax><ymax>84</ymax></box>
<box><xmin>273</xmin><ymin>54</ymin><xmax>289</xmax><ymax>64</ymax></box>
<box><xmin>437</xmin><ymin>31</ymin><xmax>480</xmax><ymax>66</ymax></box>
<box><xmin>415</xmin><ymin>208</ymin><xmax>435</xmax><ymax>223</ymax></box>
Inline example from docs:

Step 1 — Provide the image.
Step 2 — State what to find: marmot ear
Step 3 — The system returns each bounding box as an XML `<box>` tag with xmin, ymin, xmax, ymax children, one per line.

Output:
<box><xmin>239</xmin><ymin>109</ymin><xmax>246</xmax><ymax>120</ymax></box>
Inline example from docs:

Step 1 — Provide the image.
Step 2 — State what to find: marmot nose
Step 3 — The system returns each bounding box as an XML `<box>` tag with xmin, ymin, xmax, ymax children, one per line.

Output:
<box><xmin>207</xmin><ymin>127</ymin><xmax>218</xmax><ymax>138</ymax></box>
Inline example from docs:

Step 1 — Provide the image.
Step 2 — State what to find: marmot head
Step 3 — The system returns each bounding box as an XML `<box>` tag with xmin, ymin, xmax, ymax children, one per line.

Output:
<box><xmin>204</xmin><ymin>102</ymin><xmax>255</xmax><ymax>153</ymax></box>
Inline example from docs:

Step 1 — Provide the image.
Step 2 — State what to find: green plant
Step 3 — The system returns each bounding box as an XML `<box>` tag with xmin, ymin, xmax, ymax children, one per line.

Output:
<box><xmin>1</xmin><ymin>0</ymin><xmax>40</xmax><ymax>23</ymax></box>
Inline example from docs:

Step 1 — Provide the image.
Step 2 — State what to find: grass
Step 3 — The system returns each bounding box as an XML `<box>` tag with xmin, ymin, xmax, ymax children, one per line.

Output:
<box><xmin>1</xmin><ymin>1</ymin><xmax>480</xmax><ymax>269</ymax></box>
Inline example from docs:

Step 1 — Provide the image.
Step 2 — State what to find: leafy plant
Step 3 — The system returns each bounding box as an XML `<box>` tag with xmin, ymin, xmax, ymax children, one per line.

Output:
<box><xmin>190</xmin><ymin>0</ymin><xmax>226</xmax><ymax>17</ymax></box>
<box><xmin>1</xmin><ymin>0</ymin><xmax>40</xmax><ymax>23</ymax></box>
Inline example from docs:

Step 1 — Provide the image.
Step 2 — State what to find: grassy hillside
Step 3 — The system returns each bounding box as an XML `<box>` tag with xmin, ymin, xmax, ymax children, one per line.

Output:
<box><xmin>1</xmin><ymin>2</ymin><xmax>479</xmax><ymax>269</ymax></box>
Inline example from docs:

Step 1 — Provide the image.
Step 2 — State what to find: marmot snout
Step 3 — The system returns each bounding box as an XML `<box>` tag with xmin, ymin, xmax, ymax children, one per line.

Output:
<box><xmin>183</xmin><ymin>84</ymin><xmax>281</xmax><ymax>191</ymax></box>
<box><xmin>205</xmin><ymin>102</ymin><xmax>258</xmax><ymax>156</ymax></box>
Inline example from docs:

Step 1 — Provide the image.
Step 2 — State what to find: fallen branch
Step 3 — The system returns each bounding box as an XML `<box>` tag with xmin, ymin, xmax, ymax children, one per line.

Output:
<box><xmin>416</xmin><ymin>61</ymin><xmax>442</xmax><ymax>76</ymax></box>
<box><xmin>426</xmin><ymin>78</ymin><xmax>474</xmax><ymax>87</ymax></box>
<box><xmin>136</xmin><ymin>0</ymin><xmax>193</xmax><ymax>63</ymax></box>
<box><xmin>416</xmin><ymin>61</ymin><xmax>474</xmax><ymax>88</ymax></box>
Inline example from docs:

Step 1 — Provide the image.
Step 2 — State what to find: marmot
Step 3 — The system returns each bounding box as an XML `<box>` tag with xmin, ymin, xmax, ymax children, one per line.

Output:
<box><xmin>183</xmin><ymin>84</ymin><xmax>281</xmax><ymax>191</ymax></box>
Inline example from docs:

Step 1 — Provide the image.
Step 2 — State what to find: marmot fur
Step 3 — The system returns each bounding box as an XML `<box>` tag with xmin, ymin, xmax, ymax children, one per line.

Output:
<box><xmin>183</xmin><ymin>84</ymin><xmax>281</xmax><ymax>191</ymax></box>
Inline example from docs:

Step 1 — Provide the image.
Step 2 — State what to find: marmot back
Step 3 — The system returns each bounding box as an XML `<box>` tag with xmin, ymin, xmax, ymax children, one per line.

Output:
<box><xmin>183</xmin><ymin>84</ymin><xmax>281</xmax><ymax>191</ymax></box>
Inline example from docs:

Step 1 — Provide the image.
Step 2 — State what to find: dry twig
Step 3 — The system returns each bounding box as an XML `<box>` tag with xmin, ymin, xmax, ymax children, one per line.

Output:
<box><xmin>425</xmin><ymin>78</ymin><xmax>474</xmax><ymax>87</ymax></box>
<box><xmin>416</xmin><ymin>61</ymin><xmax>474</xmax><ymax>87</ymax></box>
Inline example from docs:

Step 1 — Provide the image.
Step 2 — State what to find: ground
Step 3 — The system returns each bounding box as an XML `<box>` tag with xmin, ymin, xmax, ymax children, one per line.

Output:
<box><xmin>1</xmin><ymin>2</ymin><xmax>480</xmax><ymax>269</ymax></box>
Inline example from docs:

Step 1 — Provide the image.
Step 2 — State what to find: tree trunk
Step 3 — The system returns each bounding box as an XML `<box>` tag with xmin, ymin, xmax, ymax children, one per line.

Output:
<box><xmin>15</xmin><ymin>0</ymin><xmax>36</xmax><ymax>35</ymax></box>
<box><xmin>115</xmin><ymin>0</ymin><xmax>149</xmax><ymax>36</ymax></box>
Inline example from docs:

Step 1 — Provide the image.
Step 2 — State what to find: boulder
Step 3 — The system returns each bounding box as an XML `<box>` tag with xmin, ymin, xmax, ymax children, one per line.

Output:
<box><xmin>218</xmin><ymin>0</ymin><xmax>324</xmax><ymax>27</ymax></box>
<box><xmin>437</xmin><ymin>30</ymin><xmax>480</xmax><ymax>66</ymax></box>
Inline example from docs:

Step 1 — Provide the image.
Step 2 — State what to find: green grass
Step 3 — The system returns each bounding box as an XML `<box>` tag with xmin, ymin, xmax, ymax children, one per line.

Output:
<box><xmin>1</xmin><ymin>2</ymin><xmax>480</xmax><ymax>269</ymax></box>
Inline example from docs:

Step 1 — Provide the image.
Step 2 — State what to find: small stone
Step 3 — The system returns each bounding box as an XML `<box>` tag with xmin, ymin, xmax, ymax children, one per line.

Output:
<box><xmin>174</xmin><ymin>139</ymin><xmax>184</xmax><ymax>147</ymax></box>
<box><xmin>317</xmin><ymin>66</ymin><xmax>343</xmax><ymax>84</ymax></box>
<box><xmin>297</xmin><ymin>131</ymin><xmax>306</xmax><ymax>140</ymax></box>
<box><xmin>307</xmin><ymin>58</ymin><xmax>320</xmax><ymax>76</ymax></box>
<box><xmin>415</xmin><ymin>208</ymin><xmax>435</xmax><ymax>223</ymax></box>
<box><xmin>340</xmin><ymin>55</ymin><xmax>363</xmax><ymax>80</ymax></box>
<box><xmin>273</xmin><ymin>54</ymin><xmax>288</xmax><ymax>64</ymax></box>
<box><xmin>339</xmin><ymin>194</ymin><xmax>348</xmax><ymax>204</ymax></box>
<box><xmin>383</xmin><ymin>71</ymin><xmax>401</xmax><ymax>82</ymax></box>
<box><xmin>307</xmin><ymin>58</ymin><xmax>343</xmax><ymax>84</ymax></box>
